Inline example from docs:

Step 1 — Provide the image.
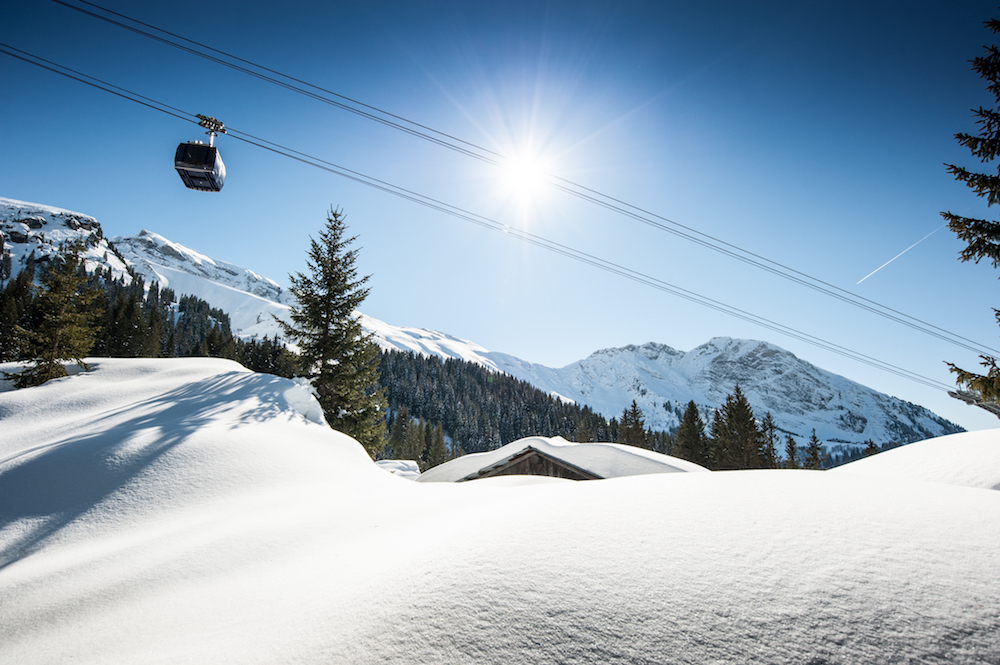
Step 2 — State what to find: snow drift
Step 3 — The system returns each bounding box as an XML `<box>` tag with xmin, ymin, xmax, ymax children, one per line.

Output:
<box><xmin>1</xmin><ymin>358</ymin><xmax>998</xmax><ymax>663</ymax></box>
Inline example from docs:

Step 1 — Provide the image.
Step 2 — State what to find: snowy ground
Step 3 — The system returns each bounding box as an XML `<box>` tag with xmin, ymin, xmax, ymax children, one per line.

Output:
<box><xmin>1</xmin><ymin>358</ymin><xmax>998</xmax><ymax>664</ymax></box>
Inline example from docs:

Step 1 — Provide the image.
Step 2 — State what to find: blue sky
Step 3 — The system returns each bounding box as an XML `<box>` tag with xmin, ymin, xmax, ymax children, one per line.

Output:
<box><xmin>2</xmin><ymin>0</ymin><xmax>1000</xmax><ymax>431</ymax></box>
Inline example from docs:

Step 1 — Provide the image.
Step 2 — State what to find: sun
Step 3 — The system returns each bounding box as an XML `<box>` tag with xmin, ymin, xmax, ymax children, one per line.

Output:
<box><xmin>498</xmin><ymin>148</ymin><xmax>554</xmax><ymax>214</ymax></box>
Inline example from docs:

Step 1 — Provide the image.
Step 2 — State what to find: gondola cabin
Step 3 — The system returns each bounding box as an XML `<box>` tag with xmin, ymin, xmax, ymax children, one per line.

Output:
<box><xmin>174</xmin><ymin>141</ymin><xmax>226</xmax><ymax>192</ymax></box>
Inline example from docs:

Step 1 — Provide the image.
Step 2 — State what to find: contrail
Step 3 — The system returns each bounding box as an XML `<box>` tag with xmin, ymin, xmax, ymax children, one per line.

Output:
<box><xmin>857</xmin><ymin>223</ymin><xmax>947</xmax><ymax>285</ymax></box>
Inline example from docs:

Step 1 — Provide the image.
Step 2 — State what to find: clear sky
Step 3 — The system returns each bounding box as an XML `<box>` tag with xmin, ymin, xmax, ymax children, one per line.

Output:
<box><xmin>2</xmin><ymin>0</ymin><xmax>1000</xmax><ymax>432</ymax></box>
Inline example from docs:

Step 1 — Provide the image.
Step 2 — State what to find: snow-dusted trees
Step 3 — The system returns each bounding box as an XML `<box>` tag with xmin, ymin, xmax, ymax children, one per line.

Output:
<box><xmin>942</xmin><ymin>16</ymin><xmax>1000</xmax><ymax>408</ymax></box>
<box><xmin>278</xmin><ymin>207</ymin><xmax>386</xmax><ymax>456</ymax></box>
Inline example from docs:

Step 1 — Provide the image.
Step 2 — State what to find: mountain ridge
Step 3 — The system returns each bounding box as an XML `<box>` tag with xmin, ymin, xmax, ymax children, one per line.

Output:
<box><xmin>0</xmin><ymin>197</ymin><xmax>964</xmax><ymax>451</ymax></box>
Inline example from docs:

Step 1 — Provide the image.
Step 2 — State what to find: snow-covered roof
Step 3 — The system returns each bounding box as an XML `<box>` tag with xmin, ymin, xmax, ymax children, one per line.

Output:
<box><xmin>416</xmin><ymin>436</ymin><xmax>708</xmax><ymax>482</ymax></box>
<box><xmin>833</xmin><ymin>429</ymin><xmax>1000</xmax><ymax>491</ymax></box>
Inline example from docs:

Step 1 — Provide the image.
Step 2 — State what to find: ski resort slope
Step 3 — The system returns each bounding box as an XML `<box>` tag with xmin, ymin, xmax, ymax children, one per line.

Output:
<box><xmin>1</xmin><ymin>359</ymin><xmax>998</xmax><ymax>664</ymax></box>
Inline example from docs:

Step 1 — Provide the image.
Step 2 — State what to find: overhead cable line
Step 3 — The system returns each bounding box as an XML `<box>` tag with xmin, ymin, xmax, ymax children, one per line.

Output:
<box><xmin>0</xmin><ymin>43</ymin><xmax>956</xmax><ymax>393</ymax></box>
<box><xmin>45</xmin><ymin>0</ymin><xmax>1000</xmax><ymax>361</ymax></box>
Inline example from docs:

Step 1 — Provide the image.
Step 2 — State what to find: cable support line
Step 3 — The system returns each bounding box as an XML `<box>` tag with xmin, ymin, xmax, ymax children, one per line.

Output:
<box><xmin>49</xmin><ymin>0</ymin><xmax>1000</xmax><ymax>360</ymax></box>
<box><xmin>1</xmin><ymin>44</ymin><xmax>956</xmax><ymax>393</ymax></box>
<box><xmin>48</xmin><ymin>0</ymin><xmax>495</xmax><ymax>165</ymax></box>
<box><xmin>225</xmin><ymin>128</ymin><xmax>953</xmax><ymax>393</ymax></box>
<box><xmin>0</xmin><ymin>44</ymin><xmax>195</xmax><ymax>126</ymax></box>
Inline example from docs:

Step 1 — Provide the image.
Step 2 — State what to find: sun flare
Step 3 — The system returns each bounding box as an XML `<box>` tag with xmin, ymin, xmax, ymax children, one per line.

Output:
<box><xmin>499</xmin><ymin>149</ymin><xmax>553</xmax><ymax>212</ymax></box>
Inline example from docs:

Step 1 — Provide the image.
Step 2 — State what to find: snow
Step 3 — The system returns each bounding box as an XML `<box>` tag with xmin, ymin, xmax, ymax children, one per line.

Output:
<box><xmin>1</xmin><ymin>358</ymin><xmax>998</xmax><ymax>663</ymax></box>
<box><xmin>417</xmin><ymin>435</ymin><xmax>708</xmax><ymax>482</ymax></box>
<box><xmin>375</xmin><ymin>459</ymin><xmax>422</xmax><ymax>479</ymax></box>
<box><xmin>833</xmin><ymin>429</ymin><xmax>1000</xmax><ymax>490</ymax></box>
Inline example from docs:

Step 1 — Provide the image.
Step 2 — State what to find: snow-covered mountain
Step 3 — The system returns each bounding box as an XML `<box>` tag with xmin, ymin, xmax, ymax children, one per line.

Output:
<box><xmin>0</xmin><ymin>197</ymin><xmax>964</xmax><ymax>450</ymax></box>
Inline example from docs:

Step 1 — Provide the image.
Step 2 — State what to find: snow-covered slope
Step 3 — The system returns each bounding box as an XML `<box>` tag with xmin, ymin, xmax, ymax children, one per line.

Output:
<box><xmin>0</xmin><ymin>197</ymin><xmax>964</xmax><ymax>450</ymax></box>
<box><xmin>833</xmin><ymin>429</ymin><xmax>1000</xmax><ymax>491</ymax></box>
<box><xmin>1</xmin><ymin>358</ymin><xmax>998</xmax><ymax>664</ymax></box>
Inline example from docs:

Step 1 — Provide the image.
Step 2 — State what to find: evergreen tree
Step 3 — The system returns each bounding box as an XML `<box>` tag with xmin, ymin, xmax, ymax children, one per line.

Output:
<box><xmin>709</xmin><ymin>385</ymin><xmax>760</xmax><ymax>470</ymax></box>
<box><xmin>387</xmin><ymin>406</ymin><xmax>410</xmax><ymax>459</ymax></box>
<box><xmin>863</xmin><ymin>438</ymin><xmax>879</xmax><ymax>457</ymax></box>
<box><xmin>402</xmin><ymin>418</ymin><xmax>427</xmax><ymax>468</ymax></box>
<box><xmin>575</xmin><ymin>418</ymin><xmax>593</xmax><ymax>443</ymax></box>
<box><xmin>8</xmin><ymin>243</ymin><xmax>103</xmax><ymax>387</ymax></box>
<box><xmin>942</xmin><ymin>16</ymin><xmax>1000</xmax><ymax>407</ymax></box>
<box><xmin>277</xmin><ymin>208</ymin><xmax>387</xmax><ymax>455</ymax></box>
<box><xmin>426</xmin><ymin>423</ymin><xmax>447</xmax><ymax>469</ymax></box>
<box><xmin>0</xmin><ymin>265</ymin><xmax>35</xmax><ymax>361</ymax></box>
<box><xmin>617</xmin><ymin>400</ymin><xmax>648</xmax><ymax>448</ymax></box>
<box><xmin>805</xmin><ymin>429</ymin><xmax>824</xmax><ymax>470</ymax></box>
<box><xmin>758</xmin><ymin>412</ymin><xmax>780</xmax><ymax>469</ymax></box>
<box><xmin>674</xmin><ymin>400</ymin><xmax>709</xmax><ymax>466</ymax></box>
<box><xmin>783</xmin><ymin>433</ymin><xmax>800</xmax><ymax>469</ymax></box>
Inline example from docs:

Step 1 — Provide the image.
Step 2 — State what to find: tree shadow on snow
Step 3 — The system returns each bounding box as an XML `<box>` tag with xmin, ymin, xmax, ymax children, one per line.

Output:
<box><xmin>0</xmin><ymin>371</ymin><xmax>297</xmax><ymax>570</ymax></box>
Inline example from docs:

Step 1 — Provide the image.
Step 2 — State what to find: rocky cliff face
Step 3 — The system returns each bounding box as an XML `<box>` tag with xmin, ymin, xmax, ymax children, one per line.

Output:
<box><xmin>0</xmin><ymin>197</ymin><xmax>130</xmax><ymax>282</ymax></box>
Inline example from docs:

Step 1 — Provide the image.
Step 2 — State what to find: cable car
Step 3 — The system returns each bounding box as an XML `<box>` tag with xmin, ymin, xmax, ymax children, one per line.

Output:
<box><xmin>175</xmin><ymin>115</ymin><xmax>226</xmax><ymax>192</ymax></box>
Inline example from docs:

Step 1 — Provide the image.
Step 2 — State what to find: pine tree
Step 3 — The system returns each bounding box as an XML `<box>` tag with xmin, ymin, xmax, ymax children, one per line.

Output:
<box><xmin>674</xmin><ymin>400</ymin><xmax>709</xmax><ymax>466</ymax></box>
<box><xmin>863</xmin><ymin>439</ymin><xmax>879</xmax><ymax>457</ymax></box>
<box><xmin>7</xmin><ymin>244</ymin><xmax>103</xmax><ymax>387</ymax></box>
<box><xmin>758</xmin><ymin>412</ymin><xmax>779</xmax><ymax>469</ymax></box>
<box><xmin>805</xmin><ymin>429</ymin><xmax>824</xmax><ymax>470</ymax></box>
<box><xmin>277</xmin><ymin>208</ymin><xmax>387</xmax><ymax>456</ymax></box>
<box><xmin>0</xmin><ymin>265</ymin><xmax>35</xmax><ymax>361</ymax></box>
<box><xmin>783</xmin><ymin>433</ymin><xmax>800</xmax><ymax>469</ymax></box>
<box><xmin>617</xmin><ymin>400</ymin><xmax>648</xmax><ymax>448</ymax></box>
<box><xmin>709</xmin><ymin>385</ymin><xmax>760</xmax><ymax>470</ymax></box>
<box><xmin>426</xmin><ymin>422</ymin><xmax>447</xmax><ymax>469</ymax></box>
<box><xmin>942</xmin><ymin>16</ymin><xmax>1000</xmax><ymax>406</ymax></box>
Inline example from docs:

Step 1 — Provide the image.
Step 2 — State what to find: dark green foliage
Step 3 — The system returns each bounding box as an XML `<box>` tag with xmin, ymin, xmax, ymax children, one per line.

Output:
<box><xmin>426</xmin><ymin>422</ymin><xmax>447</xmax><ymax>469</ymax></box>
<box><xmin>863</xmin><ymin>439</ymin><xmax>879</xmax><ymax>457</ymax></box>
<box><xmin>942</xmin><ymin>17</ymin><xmax>1000</xmax><ymax>403</ymax></box>
<box><xmin>708</xmin><ymin>385</ymin><xmax>761</xmax><ymax>470</ymax></box>
<box><xmin>805</xmin><ymin>429</ymin><xmax>824</xmax><ymax>470</ymax></box>
<box><xmin>7</xmin><ymin>244</ymin><xmax>103</xmax><ymax>387</ymax></box>
<box><xmin>674</xmin><ymin>400</ymin><xmax>710</xmax><ymax>467</ymax></box>
<box><xmin>234</xmin><ymin>335</ymin><xmax>297</xmax><ymax>377</ymax></box>
<box><xmin>758</xmin><ymin>412</ymin><xmax>780</xmax><ymax>469</ymax></box>
<box><xmin>0</xmin><ymin>262</ymin><xmax>36</xmax><ymax>361</ymax></box>
<box><xmin>277</xmin><ymin>208</ymin><xmax>386</xmax><ymax>455</ymax></box>
<box><xmin>783</xmin><ymin>433</ymin><xmax>800</xmax><ymax>469</ymax></box>
<box><xmin>3</xmin><ymin>245</ymin><xmax>241</xmax><ymax>387</ymax></box>
<box><xmin>617</xmin><ymin>400</ymin><xmax>649</xmax><ymax>449</ymax></box>
<box><xmin>378</xmin><ymin>349</ymin><xmax>618</xmax><ymax>458</ymax></box>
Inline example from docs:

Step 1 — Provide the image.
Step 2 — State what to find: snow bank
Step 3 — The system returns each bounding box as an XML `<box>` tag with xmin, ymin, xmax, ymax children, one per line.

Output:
<box><xmin>375</xmin><ymin>459</ymin><xmax>421</xmax><ymax>479</ymax></box>
<box><xmin>417</xmin><ymin>435</ymin><xmax>708</xmax><ymax>482</ymax></box>
<box><xmin>833</xmin><ymin>428</ymin><xmax>1000</xmax><ymax>490</ymax></box>
<box><xmin>1</xmin><ymin>359</ymin><xmax>998</xmax><ymax>664</ymax></box>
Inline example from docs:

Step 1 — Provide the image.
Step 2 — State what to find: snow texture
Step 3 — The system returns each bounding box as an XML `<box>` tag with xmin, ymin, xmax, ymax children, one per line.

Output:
<box><xmin>1</xmin><ymin>358</ymin><xmax>998</xmax><ymax>664</ymax></box>
<box><xmin>833</xmin><ymin>429</ymin><xmax>1000</xmax><ymax>491</ymax></box>
<box><xmin>417</xmin><ymin>435</ymin><xmax>709</xmax><ymax>482</ymax></box>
